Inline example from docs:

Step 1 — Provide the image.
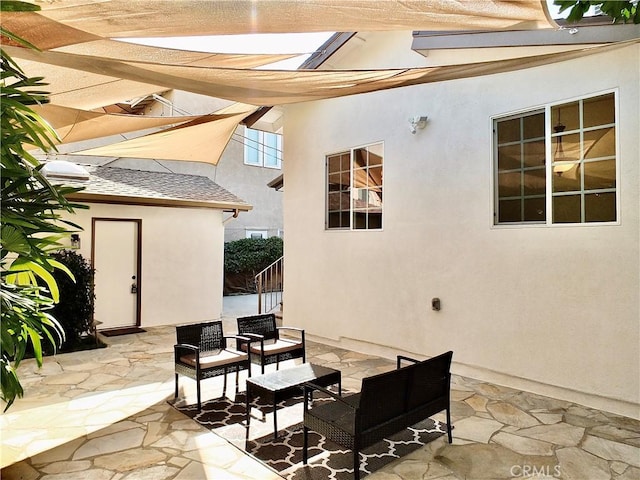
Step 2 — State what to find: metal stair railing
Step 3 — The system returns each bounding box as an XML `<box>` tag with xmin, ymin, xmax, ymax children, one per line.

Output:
<box><xmin>255</xmin><ymin>256</ymin><xmax>283</xmax><ymax>314</ymax></box>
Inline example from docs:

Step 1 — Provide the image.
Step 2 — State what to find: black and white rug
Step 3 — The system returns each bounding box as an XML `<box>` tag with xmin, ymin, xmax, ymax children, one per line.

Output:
<box><xmin>173</xmin><ymin>391</ymin><xmax>446</xmax><ymax>479</ymax></box>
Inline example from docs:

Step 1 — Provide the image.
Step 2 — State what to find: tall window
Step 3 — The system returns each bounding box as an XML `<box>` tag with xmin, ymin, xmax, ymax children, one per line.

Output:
<box><xmin>494</xmin><ymin>92</ymin><xmax>617</xmax><ymax>225</ymax></box>
<box><xmin>244</xmin><ymin>128</ymin><xmax>282</xmax><ymax>169</ymax></box>
<box><xmin>326</xmin><ymin>142</ymin><xmax>383</xmax><ymax>230</ymax></box>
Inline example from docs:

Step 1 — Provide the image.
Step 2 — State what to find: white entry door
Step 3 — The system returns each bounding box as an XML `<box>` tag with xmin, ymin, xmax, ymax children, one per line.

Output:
<box><xmin>93</xmin><ymin>219</ymin><xmax>141</xmax><ymax>330</ymax></box>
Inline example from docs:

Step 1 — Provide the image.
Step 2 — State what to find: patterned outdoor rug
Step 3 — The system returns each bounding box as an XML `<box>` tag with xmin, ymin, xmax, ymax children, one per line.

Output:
<box><xmin>173</xmin><ymin>390</ymin><xmax>447</xmax><ymax>479</ymax></box>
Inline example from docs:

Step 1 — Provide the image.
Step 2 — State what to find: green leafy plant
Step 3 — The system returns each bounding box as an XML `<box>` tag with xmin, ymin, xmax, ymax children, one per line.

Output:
<box><xmin>224</xmin><ymin>237</ymin><xmax>283</xmax><ymax>294</ymax></box>
<box><xmin>49</xmin><ymin>250</ymin><xmax>96</xmax><ymax>350</ymax></box>
<box><xmin>554</xmin><ymin>1</ymin><xmax>639</xmax><ymax>23</ymax></box>
<box><xmin>1</xmin><ymin>3</ymin><xmax>87</xmax><ymax>410</ymax></box>
<box><xmin>224</xmin><ymin>237</ymin><xmax>283</xmax><ymax>274</ymax></box>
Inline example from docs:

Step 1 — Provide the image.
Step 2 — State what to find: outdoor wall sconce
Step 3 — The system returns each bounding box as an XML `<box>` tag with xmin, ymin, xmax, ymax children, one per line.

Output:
<box><xmin>432</xmin><ymin>297</ymin><xmax>441</xmax><ymax>311</ymax></box>
<box><xmin>70</xmin><ymin>233</ymin><xmax>81</xmax><ymax>249</ymax></box>
<box><xmin>409</xmin><ymin>115</ymin><xmax>428</xmax><ymax>134</ymax></box>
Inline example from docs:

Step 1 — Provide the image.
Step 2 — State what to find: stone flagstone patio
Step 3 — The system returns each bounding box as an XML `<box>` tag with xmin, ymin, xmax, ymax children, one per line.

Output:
<box><xmin>1</xmin><ymin>301</ymin><xmax>639</xmax><ymax>479</ymax></box>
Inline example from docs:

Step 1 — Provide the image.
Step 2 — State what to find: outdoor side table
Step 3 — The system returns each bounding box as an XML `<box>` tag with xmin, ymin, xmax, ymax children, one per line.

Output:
<box><xmin>246</xmin><ymin>363</ymin><xmax>341</xmax><ymax>439</ymax></box>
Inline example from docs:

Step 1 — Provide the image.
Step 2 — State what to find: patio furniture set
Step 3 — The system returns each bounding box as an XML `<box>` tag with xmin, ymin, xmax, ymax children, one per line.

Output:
<box><xmin>174</xmin><ymin>313</ymin><xmax>306</xmax><ymax>411</ymax></box>
<box><xmin>174</xmin><ymin>313</ymin><xmax>453</xmax><ymax>479</ymax></box>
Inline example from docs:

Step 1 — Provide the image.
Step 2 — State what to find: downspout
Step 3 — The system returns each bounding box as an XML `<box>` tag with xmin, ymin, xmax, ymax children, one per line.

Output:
<box><xmin>223</xmin><ymin>209</ymin><xmax>240</xmax><ymax>224</ymax></box>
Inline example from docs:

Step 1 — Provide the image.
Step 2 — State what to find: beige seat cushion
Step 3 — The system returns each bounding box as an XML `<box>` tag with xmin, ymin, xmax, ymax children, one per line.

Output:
<box><xmin>249</xmin><ymin>339</ymin><xmax>302</xmax><ymax>356</ymax></box>
<box><xmin>180</xmin><ymin>349</ymin><xmax>248</xmax><ymax>369</ymax></box>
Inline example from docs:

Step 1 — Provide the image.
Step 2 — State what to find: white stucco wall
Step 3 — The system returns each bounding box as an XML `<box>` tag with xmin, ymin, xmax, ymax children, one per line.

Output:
<box><xmin>144</xmin><ymin>91</ymin><xmax>284</xmax><ymax>241</ymax></box>
<box><xmin>54</xmin><ymin>88</ymin><xmax>283</xmax><ymax>243</ymax></box>
<box><xmin>64</xmin><ymin>203</ymin><xmax>224</xmax><ymax>327</ymax></box>
<box><xmin>283</xmin><ymin>35</ymin><xmax>639</xmax><ymax>418</ymax></box>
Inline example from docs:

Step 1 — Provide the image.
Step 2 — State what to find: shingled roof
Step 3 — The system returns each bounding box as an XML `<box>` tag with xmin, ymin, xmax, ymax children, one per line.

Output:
<box><xmin>62</xmin><ymin>165</ymin><xmax>251</xmax><ymax>211</ymax></box>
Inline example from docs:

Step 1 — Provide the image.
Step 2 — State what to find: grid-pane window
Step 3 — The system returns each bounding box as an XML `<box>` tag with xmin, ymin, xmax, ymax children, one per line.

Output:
<box><xmin>494</xmin><ymin>92</ymin><xmax>616</xmax><ymax>225</ymax></box>
<box><xmin>326</xmin><ymin>143</ymin><xmax>383</xmax><ymax>230</ymax></box>
<box><xmin>244</xmin><ymin>127</ymin><xmax>282</xmax><ymax>169</ymax></box>
<box><xmin>495</xmin><ymin>111</ymin><xmax>546</xmax><ymax>223</ymax></box>
<box><xmin>551</xmin><ymin>93</ymin><xmax>616</xmax><ymax>223</ymax></box>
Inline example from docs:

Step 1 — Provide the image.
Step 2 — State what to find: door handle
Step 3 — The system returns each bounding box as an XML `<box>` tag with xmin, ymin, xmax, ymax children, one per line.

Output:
<box><xmin>131</xmin><ymin>275</ymin><xmax>137</xmax><ymax>294</ymax></box>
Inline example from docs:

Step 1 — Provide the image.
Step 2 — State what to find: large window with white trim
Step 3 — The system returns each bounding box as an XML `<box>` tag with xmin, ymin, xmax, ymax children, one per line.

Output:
<box><xmin>326</xmin><ymin>142</ymin><xmax>383</xmax><ymax>230</ymax></box>
<box><xmin>244</xmin><ymin>128</ymin><xmax>282</xmax><ymax>169</ymax></box>
<box><xmin>494</xmin><ymin>92</ymin><xmax>617</xmax><ymax>225</ymax></box>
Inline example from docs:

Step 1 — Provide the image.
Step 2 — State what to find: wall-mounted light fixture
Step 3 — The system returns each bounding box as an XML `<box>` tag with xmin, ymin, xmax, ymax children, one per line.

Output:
<box><xmin>70</xmin><ymin>233</ymin><xmax>81</xmax><ymax>249</ymax></box>
<box><xmin>409</xmin><ymin>115</ymin><xmax>428</xmax><ymax>134</ymax></box>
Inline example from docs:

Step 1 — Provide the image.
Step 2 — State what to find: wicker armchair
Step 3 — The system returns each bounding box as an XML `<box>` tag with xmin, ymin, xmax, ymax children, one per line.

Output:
<box><xmin>236</xmin><ymin>313</ymin><xmax>305</xmax><ymax>374</ymax></box>
<box><xmin>174</xmin><ymin>320</ymin><xmax>251</xmax><ymax>410</ymax></box>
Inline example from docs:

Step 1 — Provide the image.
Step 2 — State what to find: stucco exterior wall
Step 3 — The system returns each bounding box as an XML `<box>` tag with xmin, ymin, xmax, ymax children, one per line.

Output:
<box><xmin>55</xmin><ymin>89</ymin><xmax>284</xmax><ymax>243</ymax></box>
<box><xmin>144</xmin><ymin>91</ymin><xmax>284</xmax><ymax>241</ymax></box>
<box><xmin>64</xmin><ymin>203</ymin><xmax>224</xmax><ymax>327</ymax></box>
<box><xmin>214</xmin><ymin>131</ymin><xmax>284</xmax><ymax>241</ymax></box>
<box><xmin>282</xmin><ymin>36</ymin><xmax>639</xmax><ymax>418</ymax></box>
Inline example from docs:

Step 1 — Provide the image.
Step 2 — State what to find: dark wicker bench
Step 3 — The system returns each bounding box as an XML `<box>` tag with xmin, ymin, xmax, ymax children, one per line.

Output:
<box><xmin>302</xmin><ymin>350</ymin><xmax>453</xmax><ymax>479</ymax></box>
<box><xmin>236</xmin><ymin>313</ymin><xmax>305</xmax><ymax>374</ymax></box>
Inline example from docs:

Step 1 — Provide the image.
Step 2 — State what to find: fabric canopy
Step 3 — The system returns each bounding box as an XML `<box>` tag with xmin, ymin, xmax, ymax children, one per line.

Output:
<box><xmin>70</xmin><ymin>103</ymin><xmax>258</xmax><ymax>164</ymax></box>
<box><xmin>4</xmin><ymin>0</ymin><xmax>619</xmax><ymax>167</ymax></box>
<box><xmin>2</xmin><ymin>1</ymin><xmax>561</xmax><ymax>113</ymax></box>
<box><xmin>2</xmin><ymin>12</ymin><xmax>298</xmax><ymax>67</ymax></box>
<box><xmin>29</xmin><ymin>1</ymin><xmax>556</xmax><ymax>37</ymax></box>
<box><xmin>31</xmin><ymin>104</ymin><xmax>237</xmax><ymax>145</ymax></box>
<box><xmin>12</xmin><ymin>58</ymin><xmax>165</xmax><ymax>110</ymax></box>
<box><xmin>3</xmin><ymin>10</ymin><xmax>294</xmax><ymax>110</ymax></box>
<box><xmin>6</xmin><ymin>40</ymin><xmax>637</xmax><ymax>108</ymax></box>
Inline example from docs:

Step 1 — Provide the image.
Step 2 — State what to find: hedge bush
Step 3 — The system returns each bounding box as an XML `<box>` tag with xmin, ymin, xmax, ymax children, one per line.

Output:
<box><xmin>224</xmin><ymin>237</ymin><xmax>283</xmax><ymax>294</ymax></box>
<box><xmin>49</xmin><ymin>250</ymin><xmax>97</xmax><ymax>351</ymax></box>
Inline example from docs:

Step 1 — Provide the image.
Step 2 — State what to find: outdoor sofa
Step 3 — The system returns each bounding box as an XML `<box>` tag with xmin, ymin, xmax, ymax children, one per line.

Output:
<box><xmin>302</xmin><ymin>350</ymin><xmax>453</xmax><ymax>479</ymax></box>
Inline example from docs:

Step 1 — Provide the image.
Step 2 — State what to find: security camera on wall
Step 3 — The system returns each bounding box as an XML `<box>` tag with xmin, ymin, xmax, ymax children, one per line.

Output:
<box><xmin>408</xmin><ymin>115</ymin><xmax>428</xmax><ymax>134</ymax></box>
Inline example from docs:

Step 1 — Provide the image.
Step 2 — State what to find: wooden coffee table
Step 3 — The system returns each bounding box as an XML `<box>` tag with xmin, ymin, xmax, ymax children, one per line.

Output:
<box><xmin>246</xmin><ymin>363</ymin><xmax>341</xmax><ymax>438</ymax></box>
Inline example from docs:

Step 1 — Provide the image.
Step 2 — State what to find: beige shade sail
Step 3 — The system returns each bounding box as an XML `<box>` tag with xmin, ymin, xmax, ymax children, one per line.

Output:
<box><xmin>6</xmin><ymin>40</ymin><xmax>637</xmax><ymax>108</ymax></box>
<box><xmin>14</xmin><ymin>57</ymin><xmax>166</xmax><ymax>110</ymax></box>
<box><xmin>31</xmin><ymin>104</ymin><xmax>236</xmax><ymax>145</ymax></box>
<box><xmin>28</xmin><ymin>0</ymin><xmax>556</xmax><ymax>37</ymax></box>
<box><xmin>1</xmin><ymin>12</ymin><xmax>299</xmax><ymax>67</ymax></box>
<box><xmin>70</xmin><ymin>103</ymin><xmax>259</xmax><ymax>164</ymax></box>
<box><xmin>46</xmin><ymin>79</ymin><xmax>165</xmax><ymax>111</ymax></box>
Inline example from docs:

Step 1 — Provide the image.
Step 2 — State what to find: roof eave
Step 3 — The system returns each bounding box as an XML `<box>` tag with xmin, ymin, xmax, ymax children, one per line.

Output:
<box><xmin>68</xmin><ymin>192</ymin><xmax>252</xmax><ymax>211</ymax></box>
<box><xmin>298</xmin><ymin>32</ymin><xmax>357</xmax><ymax>70</ymax></box>
<box><xmin>411</xmin><ymin>20</ymin><xmax>640</xmax><ymax>51</ymax></box>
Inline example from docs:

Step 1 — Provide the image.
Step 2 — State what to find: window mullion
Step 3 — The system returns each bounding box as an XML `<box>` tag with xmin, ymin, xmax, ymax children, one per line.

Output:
<box><xmin>519</xmin><ymin>117</ymin><xmax>524</xmax><ymax>222</ymax></box>
<box><xmin>349</xmin><ymin>148</ymin><xmax>354</xmax><ymax>230</ymax></box>
<box><xmin>545</xmin><ymin>104</ymin><xmax>553</xmax><ymax>225</ymax></box>
<box><xmin>493</xmin><ymin>127</ymin><xmax>499</xmax><ymax>223</ymax></box>
<box><xmin>579</xmin><ymin>99</ymin><xmax>586</xmax><ymax>223</ymax></box>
